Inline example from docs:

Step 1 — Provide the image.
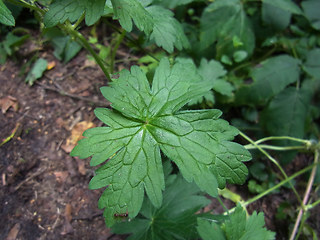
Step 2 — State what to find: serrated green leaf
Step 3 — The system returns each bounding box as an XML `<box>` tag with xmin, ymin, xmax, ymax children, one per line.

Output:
<box><xmin>112</xmin><ymin>173</ymin><xmax>211</xmax><ymax>240</ymax></box>
<box><xmin>71</xmin><ymin>57</ymin><xmax>250</xmax><ymax>226</ymax></box>
<box><xmin>146</xmin><ymin>5</ymin><xmax>190</xmax><ymax>53</ymax></box>
<box><xmin>200</xmin><ymin>0</ymin><xmax>255</xmax><ymax>60</ymax></box>
<box><xmin>303</xmin><ymin>48</ymin><xmax>320</xmax><ymax>79</ymax></box>
<box><xmin>236</xmin><ymin>55</ymin><xmax>301</xmax><ymax>105</ymax></box>
<box><xmin>197</xmin><ymin>218</ymin><xmax>225</xmax><ymax>240</ymax></box>
<box><xmin>110</xmin><ymin>0</ymin><xmax>153</xmax><ymax>34</ymax></box>
<box><xmin>25</xmin><ymin>58</ymin><xmax>48</xmax><ymax>86</ymax></box>
<box><xmin>260</xmin><ymin>87</ymin><xmax>311</xmax><ymax>141</ymax></box>
<box><xmin>226</xmin><ymin>205</ymin><xmax>275</xmax><ymax>240</ymax></box>
<box><xmin>197</xmin><ymin>205</ymin><xmax>275</xmax><ymax>240</ymax></box>
<box><xmin>44</xmin><ymin>0</ymin><xmax>105</xmax><ymax>27</ymax></box>
<box><xmin>302</xmin><ymin>0</ymin><xmax>320</xmax><ymax>30</ymax></box>
<box><xmin>0</xmin><ymin>0</ymin><xmax>15</xmax><ymax>26</ymax></box>
<box><xmin>262</xmin><ymin>0</ymin><xmax>302</xmax><ymax>15</ymax></box>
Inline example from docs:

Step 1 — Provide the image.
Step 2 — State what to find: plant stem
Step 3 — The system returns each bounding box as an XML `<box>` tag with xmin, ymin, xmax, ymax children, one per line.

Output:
<box><xmin>227</xmin><ymin>163</ymin><xmax>317</xmax><ymax>215</ymax></box>
<box><xmin>245</xmin><ymin>144</ymin><xmax>306</xmax><ymax>151</ymax></box>
<box><xmin>240</xmin><ymin>131</ymin><xmax>303</xmax><ymax>204</ymax></box>
<box><xmin>59</xmin><ymin>23</ymin><xmax>111</xmax><ymax>81</ymax></box>
<box><xmin>289</xmin><ymin>150</ymin><xmax>319</xmax><ymax>240</ymax></box>
<box><xmin>253</xmin><ymin>136</ymin><xmax>310</xmax><ymax>145</ymax></box>
<box><xmin>110</xmin><ymin>29</ymin><xmax>126</xmax><ymax>73</ymax></box>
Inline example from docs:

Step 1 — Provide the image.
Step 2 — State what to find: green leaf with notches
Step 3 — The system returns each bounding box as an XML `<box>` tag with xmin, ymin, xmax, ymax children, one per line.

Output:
<box><xmin>110</xmin><ymin>0</ymin><xmax>154</xmax><ymax>34</ymax></box>
<box><xmin>44</xmin><ymin>0</ymin><xmax>105</xmax><ymax>27</ymax></box>
<box><xmin>146</xmin><ymin>5</ymin><xmax>190</xmax><ymax>53</ymax></box>
<box><xmin>71</xmin><ymin>57</ymin><xmax>251</xmax><ymax>226</ymax></box>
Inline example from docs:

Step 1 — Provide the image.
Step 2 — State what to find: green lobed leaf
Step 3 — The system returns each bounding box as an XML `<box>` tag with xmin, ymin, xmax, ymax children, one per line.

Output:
<box><xmin>262</xmin><ymin>0</ymin><xmax>302</xmax><ymax>15</ymax></box>
<box><xmin>71</xmin><ymin>57</ymin><xmax>250</xmax><ymax>226</ymax></box>
<box><xmin>236</xmin><ymin>55</ymin><xmax>301</xmax><ymax>105</ymax></box>
<box><xmin>110</xmin><ymin>0</ymin><xmax>154</xmax><ymax>34</ymax></box>
<box><xmin>44</xmin><ymin>0</ymin><xmax>105</xmax><ymax>27</ymax></box>
<box><xmin>112</xmin><ymin>173</ymin><xmax>211</xmax><ymax>240</ymax></box>
<box><xmin>302</xmin><ymin>0</ymin><xmax>320</xmax><ymax>30</ymax></box>
<box><xmin>146</xmin><ymin>5</ymin><xmax>190</xmax><ymax>53</ymax></box>
<box><xmin>197</xmin><ymin>205</ymin><xmax>275</xmax><ymax>240</ymax></box>
<box><xmin>225</xmin><ymin>205</ymin><xmax>275</xmax><ymax>240</ymax></box>
<box><xmin>200</xmin><ymin>0</ymin><xmax>255</xmax><ymax>60</ymax></box>
<box><xmin>0</xmin><ymin>0</ymin><xmax>15</xmax><ymax>26</ymax></box>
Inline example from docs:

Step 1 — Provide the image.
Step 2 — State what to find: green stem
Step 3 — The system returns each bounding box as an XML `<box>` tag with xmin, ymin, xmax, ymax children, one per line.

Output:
<box><xmin>228</xmin><ymin>163</ymin><xmax>317</xmax><ymax>214</ymax></box>
<box><xmin>6</xmin><ymin>0</ymin><xmax>44</xmax><ymax>13</ymax></box>
<box><xmin>110</xmin><ymin>29</ymin><xmax>126</xmax><ymax>73</ymax></box>
<box><xmin>240</xmin><ymin>131</ymin><xmax>303</xmax><ymax>204</ymax></box>
<box><xmin>254</xmin><ymin>136</ymin><xmax>310</xmax><ymax>145</ymax></box>
<box><xmin>217</xmin><ymin>196</ymin><xmax>230</xmax><ymax>216</ymax></box>
<box><xmin>245</xmin><ymin>144</ymin><xmax>306</xmax><ymax>151</ymax></box>
<box><xmin>290</xmin><ymin>150</ymin><xmax>319</xmax><ymax>240</ymax></box>
<box><xmin>72</xmin><ymin>13</ymin><xmax>85</xmax><ymax>30</ymax></box>
<box><xmin>59</xmin><ymin>23</ymin><xmax>111</xmax><ymax>81</ymax></box>
<box><xmin>308</xmin><ymin>198</ymin><xmax>320</xmax><ymax>210</ymax></box>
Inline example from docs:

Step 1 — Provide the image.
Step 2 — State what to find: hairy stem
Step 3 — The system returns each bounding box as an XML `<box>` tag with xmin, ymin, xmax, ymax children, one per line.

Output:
<box><xmin>290</xmin><ymin>150</ymin><xmax>319</xmax><ymax>240</ymax></box>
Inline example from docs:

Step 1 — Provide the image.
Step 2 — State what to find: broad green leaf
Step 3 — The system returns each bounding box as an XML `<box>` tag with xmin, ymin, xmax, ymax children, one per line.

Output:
<box><xmin>71</xmin><ymin>57</ymin><xmax>250</xmax><ymax>226</ymax></box>
<box><xmin>146</xmin><ymin>6</ymin><xmax>190</xmax><ymax>53</ymax></box>
<box><xmin>262</xmin><ymin>0</ymin><xmax>302</xmax><ymax>15</ymax></box>
<box><xmin>262</xmin><ymin>2</ymin><xmax>291</xmax><ymax>31</ymax></box>
<box><xmin>200</xmin><ymin>0</ymin><xmax>255</xmax><ymax>60</ymax></box>
<box><xmin>153</xmin><ymin>0</ymin><xmax>195</xmax><ymax>8</ymax></box>
<box><xmin>260</xmin><ymin>87</ymin><xmax>311</xmax><ymax>140</ymax></box>
<box><xmin>302</xmin><ymin>0</ymin><xmax>320</xmax><ymax>30</ymax></box>
<box><xmin>110</xmin><ymin>0</ymin><xmax>153</xmax><ymax>34</ymax></box>
<box><xmin>0</xmin><ymin>0</ymin><xmax>15</xmax><ymax>26</ymax></box>
<box><xmin>112</xmin><ymin>173</ymin><xmax>211</xmax><ymax>240</ymax></box>
<box><xmin>25</xmin><ymin>58</ymin><xmax>48</xmax><ymax>86</ymax></box>
<box><xmin>303</xmin><ymin>48</ymin><xmax>320</xmax><ymax>79</ymax></box>
<box><xmin>44</xmin><ymin>0</ymin><xmax>105</xmax><ymax>27</ymax></box>
<box><xmin>236</xmin><ymin>55</ymin><xmax>301</xmax><ymax>105</ymax></box>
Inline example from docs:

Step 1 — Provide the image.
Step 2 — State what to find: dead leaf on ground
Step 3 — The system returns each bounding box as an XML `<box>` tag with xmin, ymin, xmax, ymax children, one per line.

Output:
<box><xmin>61</xmin><ymin>121</ymin><xmax>95</xmax><ymax>153</ymax></box>
<box><xmin>6</xmin><ymin>223</ymin><xmax>21</xmax><ymax>240</ymax></box>
<box><xmin>69</xmin><ymin>79</ymin><xmax>91</xmax><ymax>94</ymax></box>
<box><xmin>0</xmin><ymin>96</ymin><xmax>18</xmax><ymax>114</ymax></box>
<box><xmin>53</xmin><ymin>171</ymin><xmax>69</xmax><ymax>183</ymax></box>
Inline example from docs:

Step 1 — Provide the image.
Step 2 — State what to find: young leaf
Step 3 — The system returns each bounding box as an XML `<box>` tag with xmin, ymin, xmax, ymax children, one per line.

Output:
<box><xmin>0</xmin><ymin>0</ymin><xmax>15</xmax><ymax>26</ymax></box>
<box><xmin>112</xmin><ymin>173</ymin><xmax>211</xmax><ymax>240</ymax></box>
<box><xmin>197</xmin><ymin>205</ymin><xmax>275</xmax><ymax>240</ymax></box>
<box><xmin>110</xmin><ymin>0</ymin><xmax>154</xmax><ymax>34</ymax></box>
<box><xmin>71</xmin><ymin>57</ymin><xmax>250</xmax><ymax>226</ymax></box>
<box><xmin>236</xmin><ymin>55</ymin><xmax>301</xmax><ymax>105</ymax></box>
<box><xmin>200</xmin><ymin>0</ymin><xmax>255</xmax><ymax>59</ymax></box>
<box><xmin>44</xmin><ymin>0</ymin><xmax>105</xmax><ymax>27</ymax></box>
<box><xmin>146</xmin><ymin>6</ymin><xmax>190</xmax><ymax>53</ymax></box>
<box><xmin>262</xmin><ymin>0</ymin><xmax>302</xmax><ymax>15</ymax></box>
